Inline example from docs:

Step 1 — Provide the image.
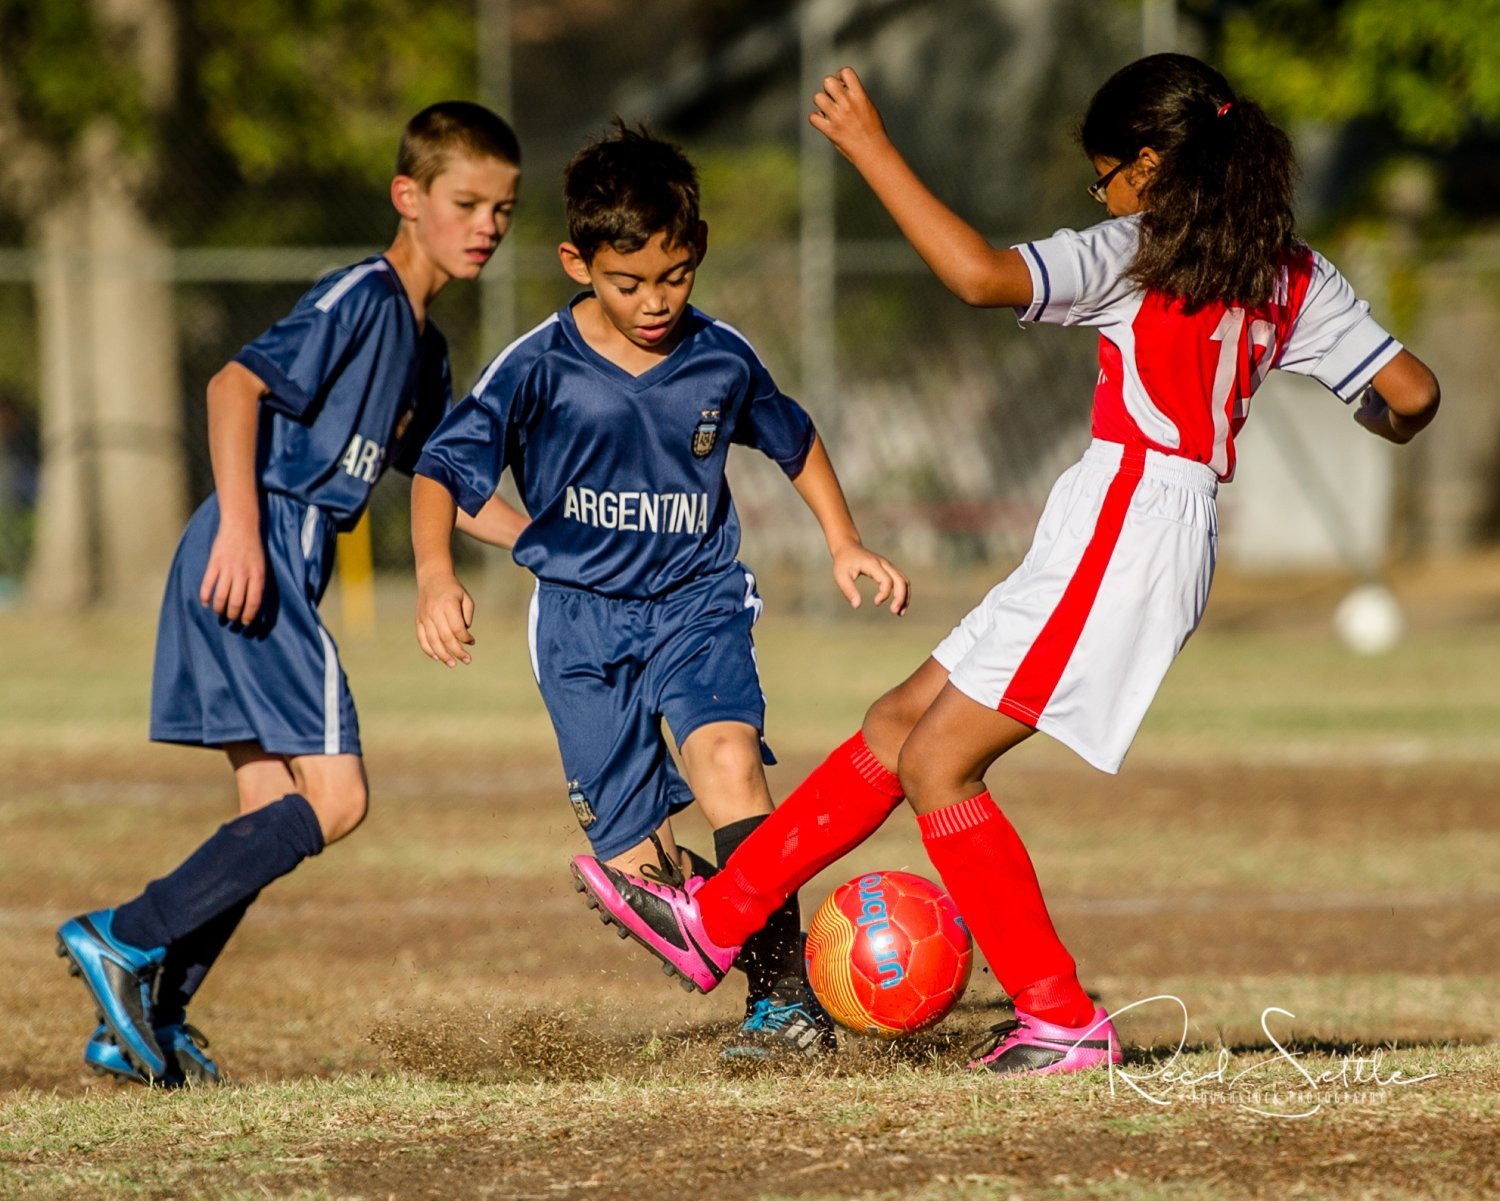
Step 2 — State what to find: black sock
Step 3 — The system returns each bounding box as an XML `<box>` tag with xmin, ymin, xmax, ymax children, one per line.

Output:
<box><xmin>152</xmin><ymin>892</ymin><xmax>260</xmax><ymax>1026</ymax></box>
<box><xmin>112</xmin><ymin>794</ymin><xmax>324</xmax><ymax>950</ymax></box>
<box><xmin>715</xmin><ymin>815</ymin><xmax>803</xmax><ymax>1001</ymax></box>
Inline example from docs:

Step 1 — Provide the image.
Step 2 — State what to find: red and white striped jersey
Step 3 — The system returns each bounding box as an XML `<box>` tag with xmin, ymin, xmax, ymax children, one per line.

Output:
<box><xmin>1014</xmin><ymin>216</ymin><xmax>1402</xmax><ymax>481</ymax></box>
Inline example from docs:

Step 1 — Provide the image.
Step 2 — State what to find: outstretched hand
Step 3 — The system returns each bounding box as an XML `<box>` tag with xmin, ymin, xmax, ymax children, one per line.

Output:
<box><xmin>415</xmin><ymin>573</ymin><xmax>477</xmax><ymax>667</ymax></box>
<box><xmin>809</xmin><ymin>67</ymin><xmax>888</xmax><ymax>162</ymax></box>
<box><xmin>831</xmin><ymin>543</ymin><xmax>910</xmax><ymax>615</ymax></box>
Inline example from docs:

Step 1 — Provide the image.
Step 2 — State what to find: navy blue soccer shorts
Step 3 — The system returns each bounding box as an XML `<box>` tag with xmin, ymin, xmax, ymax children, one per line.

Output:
<box><xmin>150</xmin><ymin>491</ymin><xmax>361</xmax><ymax>757</ymax></box>
<box><xmin>528</xmin><ymin>562</ymin><xmax>775</xmax><ymax>861</ymax></box>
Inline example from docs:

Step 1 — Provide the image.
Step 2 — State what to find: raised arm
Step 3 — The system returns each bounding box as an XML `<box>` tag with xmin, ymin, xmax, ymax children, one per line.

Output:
<box><xmin>200</xmin><ymin>361</ymin><xmax>268</xmax><ymax>625</ymax></box>
<box><xmin>810</xmin><ymin>67</ymin><xmax>1033</xmax><ymax>309</ymax></box>
<box><xmin>1354</xmin><ymin>350</ymin><xmax>1440</xmax><ymax>445</ymax></box>
<box><xmin>791</xmin><ymin>433</ymin><xmax>909</xmax><ymax>614</ymax></box>
<box><xmin>411</xmin><ymin>473</ymin><xmax>476</xmax><ymax>667</ymax></box>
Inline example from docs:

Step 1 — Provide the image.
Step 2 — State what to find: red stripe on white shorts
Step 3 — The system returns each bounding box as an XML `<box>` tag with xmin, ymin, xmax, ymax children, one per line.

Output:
<box><xmin>998</xmin><ymin>444</ymin><xmax>1146</xmax><ymax>726</ymax></box>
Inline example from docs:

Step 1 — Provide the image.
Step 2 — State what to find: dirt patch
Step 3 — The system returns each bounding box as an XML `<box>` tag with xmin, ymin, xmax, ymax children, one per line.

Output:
<box><xmin>3</xmin><ymin>753</ymin><xmax>1496</xmax><ymax>1198</ymax></box>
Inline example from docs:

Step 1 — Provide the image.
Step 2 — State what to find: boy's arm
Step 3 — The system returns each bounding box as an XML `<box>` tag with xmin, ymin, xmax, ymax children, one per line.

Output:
<box><xmin>200</xmin><ymin>361</ymin><xmax>268</xmax><ymax>625</ymax></box>
<box><xmin>412</xmin><ymin>474</ymin><xmax>477</xmax><ymax>667</ymax></box>
<box><xmin>1354</xmin><ymin>350</ymin><xmax>1440</xmax><ymax>444</ymax></box>
<box><xmin>810</xmin><ymin>68</ymin><xmax>1033</xmax><ymax>309</ymax></box>
<box><xmin>455</xmin><ymin>494</ymin><xmax>530</xmax><ymax>549</ymax></box>
<box><xmin>791</xmin><ymin>434</ymin><xmax>909</xmax><ymax>614</ymax></box>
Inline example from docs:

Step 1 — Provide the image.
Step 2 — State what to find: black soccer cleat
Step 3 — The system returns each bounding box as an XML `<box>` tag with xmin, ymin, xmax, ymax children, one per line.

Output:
<box><xmin>721</xmin><ymin>975</ymin><xmax>838</xmax><ymax>1061</ymax></box>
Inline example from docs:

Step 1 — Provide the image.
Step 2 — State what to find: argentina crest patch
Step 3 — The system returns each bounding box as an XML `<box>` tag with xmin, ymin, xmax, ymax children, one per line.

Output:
<box><xmin>691</xmin><ymin>409</ymin><xmax>721</xmax><ymax>458</ymax></box>
<box><xmin>567</xmin><ymin>780</ymin><xmax>596</xmax><ymax>830</ymax></box>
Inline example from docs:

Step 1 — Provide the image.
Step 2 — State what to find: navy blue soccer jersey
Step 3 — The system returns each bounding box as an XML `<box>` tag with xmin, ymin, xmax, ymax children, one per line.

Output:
<box><xmin>234</xmin><ymin>255</ymin><xmax>451</xmax><ymax>531</ymax></box>
<box><xmin>415</xmin><ymin>295</ymin><xmax>816</xmax><ymax>599</ymax></box>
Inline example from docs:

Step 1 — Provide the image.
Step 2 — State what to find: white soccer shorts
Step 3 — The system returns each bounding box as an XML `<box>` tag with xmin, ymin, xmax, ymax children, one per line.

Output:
<box><xmin>933</xmin><ymin>440</ymin><xmax>1218</xmax><ymax>773</ymax></box>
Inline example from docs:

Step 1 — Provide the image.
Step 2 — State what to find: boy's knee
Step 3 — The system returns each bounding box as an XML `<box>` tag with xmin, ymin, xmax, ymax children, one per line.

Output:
<box><xmin>299</xmin><ymin>776</ymin><xmax>369</xmax><ymax>845</ymax></box>
<box><xmin>690</xmin><ymin>724</ymin><xmax>763</xmax><ymax>780</ymax></box>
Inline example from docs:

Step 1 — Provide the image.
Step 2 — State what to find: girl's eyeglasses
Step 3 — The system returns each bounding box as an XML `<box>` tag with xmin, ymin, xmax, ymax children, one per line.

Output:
<box><xmin>1088</xmin><ymin>157</ymin><xmax>1135</xmax><ymax>204</ymax></box>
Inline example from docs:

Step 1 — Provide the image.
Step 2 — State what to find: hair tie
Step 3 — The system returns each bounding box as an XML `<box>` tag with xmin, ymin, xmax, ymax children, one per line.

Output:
<box><xmin>1216</xmin><ymin>101</ymin><xmax>1234</xmax><ymax>118</ymax></box>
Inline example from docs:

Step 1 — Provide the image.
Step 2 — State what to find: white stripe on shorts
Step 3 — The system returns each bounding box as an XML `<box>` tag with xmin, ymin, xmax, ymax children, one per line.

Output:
<box><xmin>300</xmin><ymin>504</ymin><xmax>321</xmax><ymax>560</ymax></box>
<box><xmin>526</xmin><ymin>582</ymin><xmax>541</xmax><ymax>684</ymax></box>
<box><xmin>316</xmin><ymin>625</ymin><xmax>341</xmax><ymax>754</ymax></box>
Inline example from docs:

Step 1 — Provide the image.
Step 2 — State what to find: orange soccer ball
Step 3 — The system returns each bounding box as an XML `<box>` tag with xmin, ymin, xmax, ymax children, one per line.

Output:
<box><xmin>804</xmin><ymin>870</ymin><xmax>973</xmax><ymax>1037</ymax></box>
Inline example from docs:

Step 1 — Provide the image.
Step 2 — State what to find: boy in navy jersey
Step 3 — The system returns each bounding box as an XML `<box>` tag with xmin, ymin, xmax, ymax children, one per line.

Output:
<box><xmin>55</xmin><ymin>102</ymin><xmax>528</xmax><ymax>1087</ymax></box>
<box><xmin>412</xmin><ymin>122</ymin><xmax>909</xmax><ymax>1058</ymax></box>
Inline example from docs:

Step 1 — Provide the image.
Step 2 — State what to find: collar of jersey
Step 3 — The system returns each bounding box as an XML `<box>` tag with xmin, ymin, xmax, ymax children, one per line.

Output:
<box><xmin>560</xmin><ymin>292</ymin><xmax>701</xmax><ymax>392</ymax></box>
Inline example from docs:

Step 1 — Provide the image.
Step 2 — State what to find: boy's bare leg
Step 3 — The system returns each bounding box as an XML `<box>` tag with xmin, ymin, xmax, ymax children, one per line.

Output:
<box><xmin>151</xmin><ymin>745</ymin><xmax>365</xmax><ymax>1041</ymax></box>
<box><xmin>226</xmin><ymin>742</ymin><xmax>296</xmax><ymax>814</ymax></box>
<box><xmin>603</xmin><ymin>820</ymin><xmax>682</xmax><ymax>878</ymax></box>
<box><xmin>677</xmin><ymin>721</ymin><xmax>774</xmax><ymax>828</ymax></box>
<box><xmin>285</xmin><ymin>752</ymin><xmax>370</xmax><ymax>844</ymax></box>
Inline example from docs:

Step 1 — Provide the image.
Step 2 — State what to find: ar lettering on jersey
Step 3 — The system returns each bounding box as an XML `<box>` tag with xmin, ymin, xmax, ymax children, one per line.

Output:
<box><xmin>339</xmin><ymin>433</ymin><xmax>386</xmax><ymax>484</ymax></box>
<box><xmin>562</xmin><ymin>486</ymin><xmax>710</xmax><ymax>534</ymax></box>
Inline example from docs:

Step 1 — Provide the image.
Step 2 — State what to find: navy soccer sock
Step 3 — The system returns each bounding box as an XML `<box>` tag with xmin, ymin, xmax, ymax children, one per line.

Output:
<box><xmin>715</xmin><ymin>815</ymin><xmax>802</xmax><ymax>1001</ymax></box>
<box><xmin>112</xmin><ymin>794</ymin><xmax>324</xmax><ymax>951</ymax></box>
<box><xmin>152</xmin><ymin>892</ymin><xmax>260</xmax><ymax>1026</ymax></box>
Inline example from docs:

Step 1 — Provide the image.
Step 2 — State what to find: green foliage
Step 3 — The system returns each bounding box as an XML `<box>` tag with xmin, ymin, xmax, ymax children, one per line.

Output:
<box><xmin>1222</xmin><ymin>0</ymin><xmax>1500</xmax><ymax>144</ymax></box>
<box><xmin>191</xmin><ymin>0</ymin><xmax>476</xmax><ymax>188</ymax></box>
<box><xmin>0</xmin><ymin>0</ymin><xmax>479</xmax><ymax>230</ymax></box>
<box><xmin>0</xmin><ymin>0</ymin><xmax>150</xmax><ymax>150</ymax></box>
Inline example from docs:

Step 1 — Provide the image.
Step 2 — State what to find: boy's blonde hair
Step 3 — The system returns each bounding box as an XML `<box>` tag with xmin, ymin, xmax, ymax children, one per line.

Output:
<box><xmin>397</xmin><ymin>101</ymin><xmax>521</xmax><ymax>188</ymax></box>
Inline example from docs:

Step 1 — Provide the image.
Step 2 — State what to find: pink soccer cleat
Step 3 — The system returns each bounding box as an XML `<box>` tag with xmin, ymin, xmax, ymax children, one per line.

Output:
<box><xmin>569</xmin><ymin>856</ymin><xmax>740</xmax><ymax>993</ymax></box>
<box><xmin>968</xmin><ymin>1004</ymin><xmax>1123</xmax><ymax>1076</ymax></box>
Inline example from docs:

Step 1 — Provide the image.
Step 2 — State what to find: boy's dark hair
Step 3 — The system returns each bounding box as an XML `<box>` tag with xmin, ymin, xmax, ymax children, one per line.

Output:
<box><xmin>1081</xmin><ymin>53</ymin><xmax>1297</xmax><ymax>310</ymax></box>
<box><xmin>398</xmin><ymin>101</ymin><xmax>521</xmax><ymax>187</ymax></box>
<box><xmin>563</xmin><ymin>120</ymin><xmax>700</xmax><ymax>262</ymax></box>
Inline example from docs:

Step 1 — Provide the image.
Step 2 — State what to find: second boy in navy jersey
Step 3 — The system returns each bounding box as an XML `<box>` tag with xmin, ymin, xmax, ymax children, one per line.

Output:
<box><xmin>56</xmin><ymin>102</ymin><xmax>527</xmax><ymax>1087</ymax></box>
<box><xmin>412</xmin><ymin>122</ymin><xmax>908</xmax><ymax>1058</ymax></box>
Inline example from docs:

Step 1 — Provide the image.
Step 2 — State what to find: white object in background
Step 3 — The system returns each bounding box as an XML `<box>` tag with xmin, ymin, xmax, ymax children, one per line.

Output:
<box><xmin>1333</xmin><ymin>582</ymin><xmax>1405</xmax><ymax>655</ymax></box>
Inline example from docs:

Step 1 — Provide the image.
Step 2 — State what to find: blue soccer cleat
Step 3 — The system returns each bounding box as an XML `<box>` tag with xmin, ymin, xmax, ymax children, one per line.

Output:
<box><xmin>721</xmin><ymin>976</ymin><xmax>838</xmax><ymax>1061</ymax></box>
<box><xmin>84</xmin><ymin>1024</ymin><xmax>148</xmax><ymax>1085</ymax></box>
<box><xmin>57</xmin><ymin>910</ymin><xmax>168</xmax><ymax>1079</ymax></box>
<box><xmin>157</xmin><ymin>1023</ymin><xmax>221</xmax><ymax>1087</ymax></box>
<box><xmin>82</xmin><ymin>1021</ymin><xmax>221</xmax><ymax>1088</ymax></box>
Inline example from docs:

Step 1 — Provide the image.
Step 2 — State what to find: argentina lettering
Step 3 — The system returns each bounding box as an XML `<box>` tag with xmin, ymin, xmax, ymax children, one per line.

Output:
<box><xmin>562</xmin><ymin>485</ymin><xmax>710</xmax><ymax>534</ymax></box>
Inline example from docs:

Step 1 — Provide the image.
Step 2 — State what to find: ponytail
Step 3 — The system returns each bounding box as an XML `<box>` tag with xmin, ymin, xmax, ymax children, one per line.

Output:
<box><xmin>1081</xmin><ymin>54</ymin><xmax>1297</xmax><ymax>310</ymax></box>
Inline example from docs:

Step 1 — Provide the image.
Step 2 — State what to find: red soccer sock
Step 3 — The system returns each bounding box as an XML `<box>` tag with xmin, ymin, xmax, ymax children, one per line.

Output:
<box><xmin>917</xmin><ymin>790</ymin><xmax>1095</xmax><ymax>1028</ymax></box>
<box><xmin>699</xmin><ymin>731</ymin><xmax>905</xmax><ymax>949</ymax></box>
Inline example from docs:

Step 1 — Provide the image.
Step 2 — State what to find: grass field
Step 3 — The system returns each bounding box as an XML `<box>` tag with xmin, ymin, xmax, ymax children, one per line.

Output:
<box><xmin>1</xmin><ymin>559</ymin><xmax>1498</xmax><ymax>1199</ymax></box>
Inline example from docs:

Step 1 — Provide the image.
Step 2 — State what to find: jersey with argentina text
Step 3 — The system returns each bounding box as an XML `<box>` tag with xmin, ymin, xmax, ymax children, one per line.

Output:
<box><xmin>233</xmin><ymin>254</ymin><xmax>451</xmax><ymax>531</ymax></box>
<box><xmin>1014</xmin><ymin>215</ymin><xmax>1403</xmax><ymax>481</ymax></box>
<box><xmin>415</xmin><ymin>296</ymin><xmax>816</xmax><ymax>599</ymax></box>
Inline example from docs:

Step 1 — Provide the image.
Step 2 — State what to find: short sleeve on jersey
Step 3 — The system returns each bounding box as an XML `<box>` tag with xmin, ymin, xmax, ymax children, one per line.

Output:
<box><xmin>235</xmin><ymin>306</ymin><xmax>359</xmax><ymax>421</ymax></box>
<box><xmin>1013</xmin><ymin>218</ymin><xmax>1142</xmax><ymax>327</ymax></box>
<box><xmin>415</xmin><ymin>331</ymin><xmax>541</xmax><ymax>517</ymax></box>
<box><xmin>1274</xmin><ymin>252</ymin><xmax>1402</xmax><ymax>401</ymax></box>
<box><xmin>413</xmin><ymin>397</ymin><xmax>504</xmax><ymax>515</ymax></box>
<box><xmin>714</xmin><ymin>322</ymin><xmax>816</xmax><ymax>475</ymax></box>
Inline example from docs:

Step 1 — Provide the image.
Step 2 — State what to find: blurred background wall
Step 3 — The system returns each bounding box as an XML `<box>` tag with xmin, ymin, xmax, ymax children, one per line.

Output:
<box><xmin>1</xmin><ymin>0</ymin><xmax>1496</xmax><ymax>618</ymax></box>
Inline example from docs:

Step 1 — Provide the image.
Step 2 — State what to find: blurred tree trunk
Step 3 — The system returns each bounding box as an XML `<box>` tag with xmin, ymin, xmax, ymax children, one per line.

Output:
<box><xmin>27</xmin><ymin>196</ymin><xmax>97</xmax><ymax>609</ymax></box>
<box><xmin>21</xmin><ymin>0</ymin><xmax>185</xmax><ymax>610</ymax></box>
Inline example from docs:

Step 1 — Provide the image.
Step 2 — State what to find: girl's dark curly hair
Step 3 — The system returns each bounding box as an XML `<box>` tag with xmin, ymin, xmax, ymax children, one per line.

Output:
<box><xmin>1081</xmin><ymin>54</ymin><xmax>1297</xmax><ymax>310</ymax></box>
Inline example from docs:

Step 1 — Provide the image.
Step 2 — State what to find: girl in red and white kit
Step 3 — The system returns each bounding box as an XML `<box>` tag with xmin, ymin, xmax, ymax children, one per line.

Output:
<box><xmin>571</xmin><ymin>53</ymin><xmax>1440</xmax><ymax>1075</ymax></box>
